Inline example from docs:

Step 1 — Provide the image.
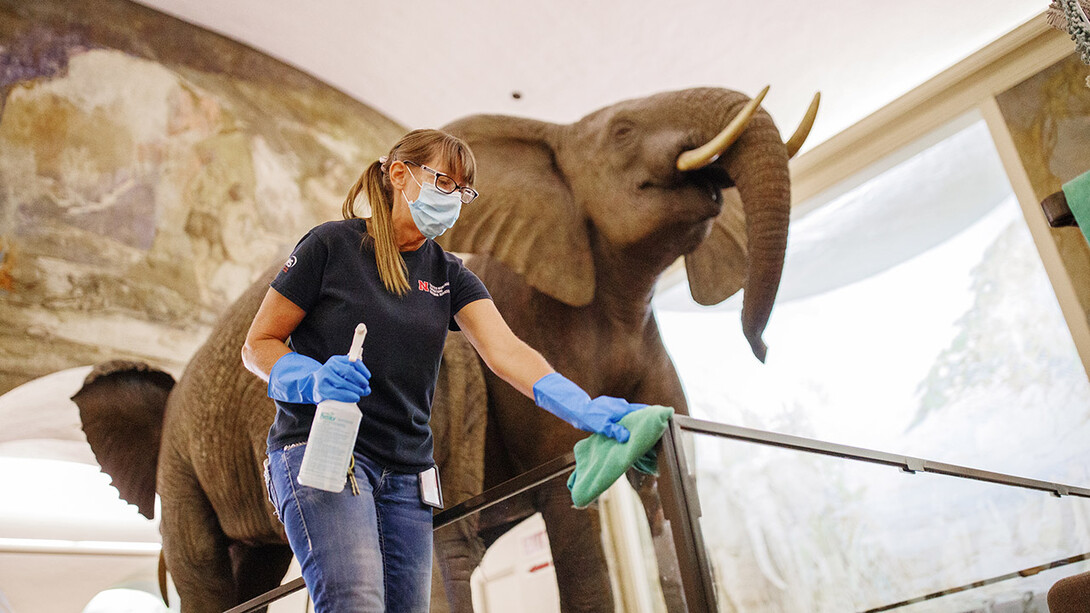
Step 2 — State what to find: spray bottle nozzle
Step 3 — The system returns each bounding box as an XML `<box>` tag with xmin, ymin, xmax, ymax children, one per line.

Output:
<box><xmin>348</xmin><ymin>323</ymin><xmax>367</xmax><ymax>362</ymax></box>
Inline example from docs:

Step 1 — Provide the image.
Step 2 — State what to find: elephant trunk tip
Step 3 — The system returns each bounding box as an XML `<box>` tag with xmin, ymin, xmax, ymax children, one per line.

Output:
<box><xmin>742</xmin><ymin>309</ymin><xmax>769</xmax><ymax>362</ymax></box>
<box><xmin>749</xmin><ymin>337</ymin><xmax>768</xmax><ymax>363</ymax></box>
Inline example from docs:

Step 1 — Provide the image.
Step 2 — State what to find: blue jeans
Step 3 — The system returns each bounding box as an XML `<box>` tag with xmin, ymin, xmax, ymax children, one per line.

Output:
<box><xmin>266</xmin><ymin>443</ymin><xmax>433</xmax><ymax>612</ymax></box>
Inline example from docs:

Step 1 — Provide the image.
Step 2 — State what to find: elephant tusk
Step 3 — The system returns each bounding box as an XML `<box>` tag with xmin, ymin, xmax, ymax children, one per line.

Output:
<box><xmin>784</xmin><ymin>91</ymin><xmax>820</xmax><ymax>158</ymax></box>
<box><xmin>677</xmin><ymin>85</ymin><xmax>770</xmax><ymax>172</ymax></box>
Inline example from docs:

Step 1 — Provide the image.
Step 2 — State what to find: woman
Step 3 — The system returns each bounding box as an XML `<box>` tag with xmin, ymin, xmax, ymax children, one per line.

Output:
<box><xmin>241</xmin><ymin>129</ymin><xmax>642</xmax><ymax>612</ymax></box>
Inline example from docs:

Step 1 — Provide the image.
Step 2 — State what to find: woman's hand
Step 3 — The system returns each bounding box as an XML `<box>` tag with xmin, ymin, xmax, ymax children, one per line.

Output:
<box><xmin>532</xmin><ymin>373</ymin><xmax>646</xmax><ymax>442</ymax></box>
<box><xmin>268</xmin><ymin>353</ymin><xmax>371</xmax><ymax>404</ymax></box>
<box><xmin>310</xmin><ymin>355</ymin><xmax>372</xmax><ymax>403</ymax></box>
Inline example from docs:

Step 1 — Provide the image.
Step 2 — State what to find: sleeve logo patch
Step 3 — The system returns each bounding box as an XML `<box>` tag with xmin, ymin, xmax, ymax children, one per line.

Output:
<box><xmin>418</xmin><ymin>280</ymin><xmax>450</xmax><ymax>296</ymax></box>
<box><xmin>282</xmin><ymin>255</ymin><xmax>297</xmax><ymax>273</ymax></box>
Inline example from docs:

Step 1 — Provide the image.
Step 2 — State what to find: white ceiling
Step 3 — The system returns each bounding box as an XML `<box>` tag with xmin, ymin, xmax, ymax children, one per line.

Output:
<box><xmin>132</xmin><ymin>0</ymin><xmax>1046</xmax><ymax>153</ymax></box>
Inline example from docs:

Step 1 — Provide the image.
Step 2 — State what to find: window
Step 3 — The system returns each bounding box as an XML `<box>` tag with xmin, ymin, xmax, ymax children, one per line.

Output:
<box><xmin>654</xmin><ymin>113</ymin><xmax>1090</xmax><ymax>609</ymax></box>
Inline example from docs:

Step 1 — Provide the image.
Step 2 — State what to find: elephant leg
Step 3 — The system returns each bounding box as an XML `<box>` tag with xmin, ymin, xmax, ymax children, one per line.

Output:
<box><xmin>160</xmin><ymin>458</ymin><xmax>236</xmax><ymax>612</ymax></box>
<box><xmin>434</xmin><ymin>520</ymin><xmax>486</xmax><ymax>613</ymax></box>
<box><xmin>630</xmin><ymin>471</ymin><xmax>688</xmax><ymax>612</ymax></box>
<box><xmin>535</xmin><ymin>478</ymin><xmax>614</xmax><ymax>613</ymax></box>
<box><xmin>430</xmin><ymin>333</ymin><xmax>491</xmax><ymax>612</ymax></box>
<box><xmin>229</xmin><ymin>542</ymin><xmax>294</xmax><ymax>611</ymax></box>
<box><xmin>430</xmin><ymin>553</ymin><xmax>451</xmax><ymax>613</ymax></box>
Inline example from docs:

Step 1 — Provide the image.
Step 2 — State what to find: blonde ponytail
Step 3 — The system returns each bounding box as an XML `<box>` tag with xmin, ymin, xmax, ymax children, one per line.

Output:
<box><xmin>343</xmin><ymin>160</ymin><xmax>410</xmax><ymax>296</ymax></box>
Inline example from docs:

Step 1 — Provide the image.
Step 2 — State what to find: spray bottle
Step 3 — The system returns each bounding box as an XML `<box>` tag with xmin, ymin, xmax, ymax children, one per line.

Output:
<box><xmin>296</xmin><ymin>323</ymin><xmax>367</xmax><ymax>492</ymax></box>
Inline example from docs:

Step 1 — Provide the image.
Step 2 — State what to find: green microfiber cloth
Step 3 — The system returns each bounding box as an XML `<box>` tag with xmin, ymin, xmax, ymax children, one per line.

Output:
<box><xmin>566</xmin><ymin>405</ymin><xmax>674</xmax><ymax>508</ymax></box>
<box><xmin>1063</xmin><ymin>169</ymin><xmax>1090</xmax><ymax>247</ymax></box>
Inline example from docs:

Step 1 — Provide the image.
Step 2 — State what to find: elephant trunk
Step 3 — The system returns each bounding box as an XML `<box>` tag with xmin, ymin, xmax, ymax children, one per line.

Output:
<box><xmin>720</xmin><ymin>106</ymin><xmax>791</xmax><ymax>362</ymax></box>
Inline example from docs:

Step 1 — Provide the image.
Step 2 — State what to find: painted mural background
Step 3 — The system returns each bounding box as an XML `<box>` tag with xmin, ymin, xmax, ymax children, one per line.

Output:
<box><xmin>0</xmin><ymin>0</ymin><xmax>405</xmax><ymax>395</ymax></box>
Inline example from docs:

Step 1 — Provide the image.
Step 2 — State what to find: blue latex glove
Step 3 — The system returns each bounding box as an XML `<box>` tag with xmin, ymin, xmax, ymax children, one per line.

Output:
<box><xmin>532</xmin><ymin>373</ymin><xmax>646</xmax><ymax>443</ymax></box>
<box><xmin>268</xmin><ymin>352</ymin><xmax>371</xmax><ymax>404</ymax></box>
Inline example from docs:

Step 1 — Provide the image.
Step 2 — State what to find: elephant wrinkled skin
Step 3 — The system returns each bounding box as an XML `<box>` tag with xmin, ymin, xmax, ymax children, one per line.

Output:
<box><xmin>72</xmin><ymin>86</ymin><xmax>804</xmax><ymax>612</ymax></box>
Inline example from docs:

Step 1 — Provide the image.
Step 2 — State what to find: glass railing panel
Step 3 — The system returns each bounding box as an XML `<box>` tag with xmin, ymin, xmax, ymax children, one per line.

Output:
<box><xmin>436</xmin><ymin>470</ymin><xmax>569</xmax><ymax>613</ymax></box>
<box><xmin>432</xmin><ymin>464</ymin><xmax>681</xmax><ymax>613</ymax></box>
<box><xmin>684</xmin><ymin>430</ymin><xmax>1090</xmax><ymax>612</ymax></box>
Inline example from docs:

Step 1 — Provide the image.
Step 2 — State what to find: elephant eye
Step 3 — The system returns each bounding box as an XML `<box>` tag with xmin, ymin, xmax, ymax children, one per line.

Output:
<box><xmin>610</xmin><ymin>119</ymin><xmax>636</xmax><ymax>143</ymax></box>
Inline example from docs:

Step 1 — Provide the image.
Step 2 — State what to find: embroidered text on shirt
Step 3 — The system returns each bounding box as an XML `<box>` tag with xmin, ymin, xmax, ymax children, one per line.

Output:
<box><xmin>418</xmin><ymin>280</ymin><xmax>450</xmax><ymax>296</ymax></box>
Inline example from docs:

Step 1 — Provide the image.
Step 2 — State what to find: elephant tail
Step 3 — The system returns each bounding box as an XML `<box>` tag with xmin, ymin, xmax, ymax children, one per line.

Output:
<box><xmin>71</xmin><ymin>360</ymin><xmax>174</xmax><ymax>520</ymax></box>
<box><xmin>158</xmin><ymin>550</ymin><xmax>169</xmax><ymax>606</ymax></box>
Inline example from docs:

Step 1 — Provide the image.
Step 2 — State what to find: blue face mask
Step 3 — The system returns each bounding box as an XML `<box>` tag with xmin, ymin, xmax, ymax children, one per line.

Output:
<box><xmin>403</xmin><ymin>170</ymin><xmax>462</xmax><ymax>239</ymax></box>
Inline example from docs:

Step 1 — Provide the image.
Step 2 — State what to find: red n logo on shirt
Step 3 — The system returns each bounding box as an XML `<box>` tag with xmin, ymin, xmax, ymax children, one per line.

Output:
<box><xmin>417</xmin><ymin>280</ymin><xmax>451</xmax><ymax>297</ymax></box>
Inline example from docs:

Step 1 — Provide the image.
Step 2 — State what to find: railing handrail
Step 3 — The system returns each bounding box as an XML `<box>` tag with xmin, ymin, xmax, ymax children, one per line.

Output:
<box><xmin>863</xmin><ymin>552</ymin><xmax>1090</xmax><ymax>612</ymax></box>
<box><xmin>433</xmin><ymin>451</ymin><xmax>575</xmax><ymax>529</ymax></box>
<box><xmin>673</xmin><ymin>415</ymin><xmax>1090</xmax><ymax>498</ymax></box>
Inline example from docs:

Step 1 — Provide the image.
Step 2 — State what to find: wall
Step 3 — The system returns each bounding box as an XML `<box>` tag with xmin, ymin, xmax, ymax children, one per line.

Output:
<box><xmin>0</xmin><ymin>0</ymin><xmax>405</xmax><ymax>394</ymax></box>
<box><xmin>992</xmin><ymin>53</ymin><xmax>1090</xmax><ymax>366</ymax></box>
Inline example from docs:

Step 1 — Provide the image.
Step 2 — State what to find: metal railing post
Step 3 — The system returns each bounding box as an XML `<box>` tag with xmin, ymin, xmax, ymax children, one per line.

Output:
<box><xmin>656</xmin><ymin>418</ymin><xmax>718</xmax><ymax>612</ymax></box>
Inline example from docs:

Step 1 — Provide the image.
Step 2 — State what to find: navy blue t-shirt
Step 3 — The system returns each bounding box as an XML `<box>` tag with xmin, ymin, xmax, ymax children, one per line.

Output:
<box><xmin>266</xmin><ymin>218</ymin><xmax>491</xmax><ymax>472</ymax></box>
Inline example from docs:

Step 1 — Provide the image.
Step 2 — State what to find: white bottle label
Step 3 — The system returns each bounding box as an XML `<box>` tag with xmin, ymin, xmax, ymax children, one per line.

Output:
<box><xmin>297</xmin><ymin>400</ymin><xmax>361</xmax><ymax>492</ymax></box>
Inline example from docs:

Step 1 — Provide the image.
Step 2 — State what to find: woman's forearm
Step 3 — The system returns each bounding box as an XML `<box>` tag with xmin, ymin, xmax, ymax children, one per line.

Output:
<box><xmin>483</xmin><ymin>339</ymin><xmax>554</xmax><ymax>399</ymax></box>
<box><xmin>454</xmin><ymin>299</ymin><xmax>554</xmax><ymax>399</ymax></box>
<box><xmin>241</xmin><ymin>336</ymin><xmax>292</xmax><ymax>382</ymax></box>
<box><xmin>242</xmin><ymin>287</ymin><xmax>306</xmax><ymax>382</ymax></box>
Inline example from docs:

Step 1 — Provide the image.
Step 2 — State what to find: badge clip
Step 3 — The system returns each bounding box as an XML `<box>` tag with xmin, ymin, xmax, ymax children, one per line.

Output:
<box><xmin>419</xmin><ymin>465</ymin><xmax>443</xmax><ymax>509</ymax></box>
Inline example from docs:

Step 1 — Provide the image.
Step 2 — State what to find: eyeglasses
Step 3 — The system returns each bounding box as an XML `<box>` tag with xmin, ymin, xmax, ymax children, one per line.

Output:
<box><xmin>403</xmin><ymin>160</ymin><xmax>479</xmax><ymax>204</ymax></box>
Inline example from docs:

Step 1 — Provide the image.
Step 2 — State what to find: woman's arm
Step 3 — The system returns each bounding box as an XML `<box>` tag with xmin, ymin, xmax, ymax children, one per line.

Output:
<box><xmin>456</xmin><ymin>298</ymin><xmax>642</xmax><ymax>442</ymax></box>
<box><xmin>453</xmin><ymin>298</ymin><xmax>553</xmax><ymax>398</ymax></box>
<box><xmin>243</xmin><ymin>287</ymin><xmax>371</xmax><ymax>403</ymax></box>
<box><xmin>241</xmin><ymin>287</ymin><xmax>307</xmax><ymax>382</ymax></box>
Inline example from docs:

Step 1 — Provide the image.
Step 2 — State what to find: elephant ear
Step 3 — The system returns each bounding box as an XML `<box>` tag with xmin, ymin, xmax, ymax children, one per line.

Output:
<box><xmin>440</xmin><ymin>116</ymin><xmax>595</xmax><ymax>306</ymax></box>
<box><xmin>72</xmin><ymin>361</ymin><xmax>174</xmax><ymax>519</ymax></box>
<box><xmin>685</xmin><ymin>187</ymin><xmax>749</xmax><ymax>305</ymax></box>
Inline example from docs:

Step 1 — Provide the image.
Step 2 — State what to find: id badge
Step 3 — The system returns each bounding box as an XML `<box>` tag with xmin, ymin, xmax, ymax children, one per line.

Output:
<box><xmin>419</xmin><ymin>465</ymin><xmax>443</xmax><ymax>509</ymax></box>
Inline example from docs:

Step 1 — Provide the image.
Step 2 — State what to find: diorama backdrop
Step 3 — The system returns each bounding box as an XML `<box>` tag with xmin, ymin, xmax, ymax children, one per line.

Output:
<box><xmin>0</xmin><ymin>0</ymin><xmax>405</xmax><ymax>396</ymax></box>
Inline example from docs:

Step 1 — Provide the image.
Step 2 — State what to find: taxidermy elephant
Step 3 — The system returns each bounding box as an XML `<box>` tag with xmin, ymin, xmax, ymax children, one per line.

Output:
<box><xmin>431</xmin><ymin>85</ymin><xmax>816</xmax><ymax>611</ymax></box>
<box><xmin>71</xmin><ymin>85</ymin><xmax>815</xmax><ymax>612</ymax></box>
